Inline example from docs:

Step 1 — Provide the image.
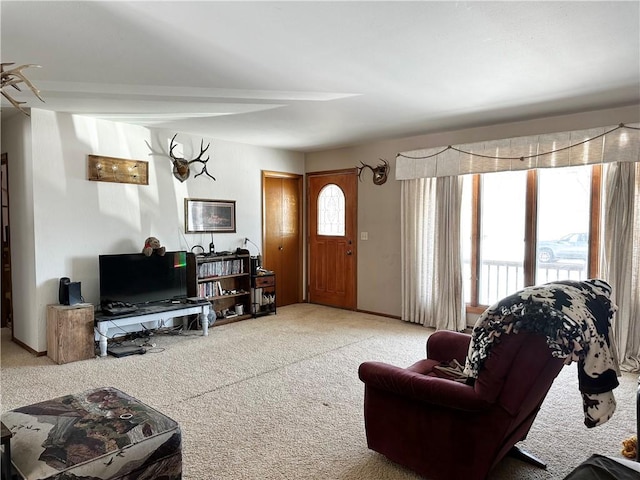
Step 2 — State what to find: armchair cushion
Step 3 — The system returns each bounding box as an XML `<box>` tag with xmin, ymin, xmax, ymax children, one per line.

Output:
<box><xmin>358</xmin><ymin>361</ymin><xmax>491</xmax><ymax>412</ymax></box>
<box><xmin>424</xmin><ymin>329</ymin><xmax>470</xmax><ymax>363</ymax></box>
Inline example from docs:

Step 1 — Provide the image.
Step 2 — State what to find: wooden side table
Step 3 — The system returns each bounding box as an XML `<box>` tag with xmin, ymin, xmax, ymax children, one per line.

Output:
<box><xmin>46</xmin><ymin>304</ymin><xmax>95</xmax><ymax>364</ymax></box>
<box><xmin>251</xmin><ymin>273</ymin><xmax>276</xmax><ymax>317</ymax></box>
<box><xmin>1</xmin><ymin>421</ymin><xmax>12</xmax><ymax>480</ymax></box>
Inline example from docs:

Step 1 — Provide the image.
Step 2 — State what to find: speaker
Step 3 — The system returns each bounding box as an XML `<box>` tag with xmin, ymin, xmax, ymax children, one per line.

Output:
<box><xmin>59</xmin><ymin>278</ymin><xmax>81</xmax><ymax>305</ymax></box>
<box><xmin>68</xmin><ymin>282</ymin><xmax>82</xmax><ymax>306</ymax></box>
<box><xmin>58</xmin><ymin>277</ymin><xmax>70</xmax><ymax>304</ymax></box>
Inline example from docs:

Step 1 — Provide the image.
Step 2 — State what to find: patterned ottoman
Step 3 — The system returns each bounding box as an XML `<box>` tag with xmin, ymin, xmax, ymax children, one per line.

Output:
<box><xmin>0</xmin><ymin>387</ymin><xmax>181</xmax><ymax>480</ymax></box>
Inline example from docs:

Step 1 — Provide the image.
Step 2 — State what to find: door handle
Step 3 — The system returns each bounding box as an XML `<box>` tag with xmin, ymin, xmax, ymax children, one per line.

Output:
<box><xmin>346</xmin><ymin>250</ymin><xmax>352</xmax><ymax>255</ymax></box>
<box><xmin>279</xmin><ymin>246</ymin><xmax>283</xmax><ymax>251</ymax></box>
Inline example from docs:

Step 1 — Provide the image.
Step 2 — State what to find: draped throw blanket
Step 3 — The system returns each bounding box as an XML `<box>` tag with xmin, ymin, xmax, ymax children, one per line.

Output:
<box><xmin>462</xmin><ymin>279</ymin><xmax>620</xmax><ymax>428</ymax></box>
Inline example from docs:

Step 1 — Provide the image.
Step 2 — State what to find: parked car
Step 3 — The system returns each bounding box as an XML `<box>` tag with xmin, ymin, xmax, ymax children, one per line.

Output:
<box><xmin>537</xmin><ymin>233</ymin><xmax>588</xmax><ymax>263</ymax></box>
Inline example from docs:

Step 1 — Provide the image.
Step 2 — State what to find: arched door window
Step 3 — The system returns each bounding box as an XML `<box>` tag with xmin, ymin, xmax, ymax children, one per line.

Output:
<box><xmin>317</xmin><ymin>184</ymin><xmax>345</xmax><ymax>236</ymax></box>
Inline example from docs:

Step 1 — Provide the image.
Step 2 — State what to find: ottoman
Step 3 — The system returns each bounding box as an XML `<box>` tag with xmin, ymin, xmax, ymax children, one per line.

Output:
<box><xmin>0</xmin><ymin>387</ymin><xmax>181</xmax><ymax>480</ymax></box>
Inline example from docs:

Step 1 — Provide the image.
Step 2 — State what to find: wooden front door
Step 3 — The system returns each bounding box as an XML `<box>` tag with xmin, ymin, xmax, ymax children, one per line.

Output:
<box><xmin>307</xmin><ymin>169</ymin><xmax>357</xmax><ymax>309</ymax></box>
<box><xmin>263</xmin><ymin>172</ymin><xmax>303</xmax><ymax>307</ymax></box>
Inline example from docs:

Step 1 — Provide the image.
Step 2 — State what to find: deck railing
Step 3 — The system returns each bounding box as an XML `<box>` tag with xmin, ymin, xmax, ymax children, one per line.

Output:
<box><xmin>464</xmin><ymin>259</ymin><xmax>587</xmax><ymax>306</ymax></box>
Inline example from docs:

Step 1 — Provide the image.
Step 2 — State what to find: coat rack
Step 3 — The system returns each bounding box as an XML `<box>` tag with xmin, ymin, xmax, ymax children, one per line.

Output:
<box><xmin>87</xmin><ymin>155</ymin><xmax>148</xmax><ymax>185</ymax></box>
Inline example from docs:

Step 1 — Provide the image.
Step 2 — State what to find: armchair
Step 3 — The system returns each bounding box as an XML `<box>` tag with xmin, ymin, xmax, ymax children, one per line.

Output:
<box><xmin>358</xmin><ymin>330</ymin><xmax>565</xmax><ymax>480</ymax></box>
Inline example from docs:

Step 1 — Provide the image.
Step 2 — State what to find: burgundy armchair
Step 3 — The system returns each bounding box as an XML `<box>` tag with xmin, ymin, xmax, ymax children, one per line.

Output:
<box><xmin>358</xmin><ymin>330</ymin><xmax>565</xmax><ymax>480</ymax></box>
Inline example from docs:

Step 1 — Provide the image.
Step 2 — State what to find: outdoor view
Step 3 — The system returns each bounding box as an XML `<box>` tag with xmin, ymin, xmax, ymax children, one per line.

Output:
<box><xmin>535</xmin><ymin>166</ymin><xmax>590</xmax><ymax>283</ymax></box>
<box><xmin>462</xmin><ymin>166</ymin><xmax>591</xmax><ymax>306</ymax></box>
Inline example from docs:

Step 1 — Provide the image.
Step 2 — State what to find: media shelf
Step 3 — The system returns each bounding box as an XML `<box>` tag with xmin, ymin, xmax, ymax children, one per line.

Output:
<box><xmin>187</xmin><ymin>253</ymin><xmax>252</xmax><ymax>325</ymax></box>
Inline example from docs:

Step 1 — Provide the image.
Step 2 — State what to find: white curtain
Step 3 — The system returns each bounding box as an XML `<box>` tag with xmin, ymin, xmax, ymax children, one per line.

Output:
<box><xmin>602</xmin><ymin>161</ymin><xmax>640</xmax><ymax>372</ymax></box>
<box><xmin>401</xmin><ymin>176</ymin><xmax>465</xmax><ymax>331</ymax></box>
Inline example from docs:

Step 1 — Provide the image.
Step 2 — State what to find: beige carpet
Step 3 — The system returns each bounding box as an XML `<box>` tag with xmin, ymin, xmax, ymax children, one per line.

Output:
<box><xmin>1</xmin><ymin>303</ymin><xmax>638</xmax><ymax>479</ymax></box>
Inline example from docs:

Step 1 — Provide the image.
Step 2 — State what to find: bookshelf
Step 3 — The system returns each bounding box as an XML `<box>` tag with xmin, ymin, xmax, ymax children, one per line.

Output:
<box><xmin>187</xmin><ymin>252</ymin><xmax>251</xmax><ymax>325</ymax></box>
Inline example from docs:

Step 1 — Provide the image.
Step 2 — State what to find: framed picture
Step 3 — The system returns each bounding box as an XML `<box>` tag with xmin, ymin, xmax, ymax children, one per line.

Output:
<box><xmin>185</xmin><ymin>198</ymin><xmax>236</xmax><ymax>233</ymax></box>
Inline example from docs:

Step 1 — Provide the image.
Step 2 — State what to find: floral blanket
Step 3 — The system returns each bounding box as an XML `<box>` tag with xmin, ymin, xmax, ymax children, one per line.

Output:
<box><xmin>462</xmin><ymin>279</ymin><xmax>620</xmax><ymax>428</ymax></box>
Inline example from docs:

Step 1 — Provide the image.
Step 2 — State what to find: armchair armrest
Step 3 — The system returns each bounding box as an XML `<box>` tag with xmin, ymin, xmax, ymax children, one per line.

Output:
<box><xmin>426</xmin><ymin>330</ymin><xmax>471</xmax><ymax>364</ymax></box>
<box><xmin>359</xmin><ymin>361</ymin><xmax>491</xmax><ymax>412</ymax></box>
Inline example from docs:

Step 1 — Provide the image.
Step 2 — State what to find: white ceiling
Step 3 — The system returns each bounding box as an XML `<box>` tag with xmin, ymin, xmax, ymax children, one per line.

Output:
<box><xmin>2</xmin><ymin>1</ymin><xmax>639</xmax><ymax>152</ymax></box>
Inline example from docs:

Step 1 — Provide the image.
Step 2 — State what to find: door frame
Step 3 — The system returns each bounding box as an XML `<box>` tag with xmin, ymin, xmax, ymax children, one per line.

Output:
<box><xmin>306</xmin><ymin>168</ymin><xmax>358</xmax><ymax>309</ymax></box>
<box><xmin>262</xmin><ymin>170</ymin><xmax>304</xmax><ymax>304</ymax></box>
<box><xmin>1</xmin><ymin>152</ymin><xmax>13</xmax><ymax>335</ymax></box>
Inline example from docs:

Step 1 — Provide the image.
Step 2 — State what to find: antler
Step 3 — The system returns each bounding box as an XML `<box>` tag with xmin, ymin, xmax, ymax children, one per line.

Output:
<box><xmin>357</xmin><ymin>159</ymin><xmax>390</xmax><ymax>185</ymax></box>
<box><xmin>1</xmin><ymin>63</ymin><xmax>44</xmax><ymax>115</ymax></box>
<box><xmin>357</xmin><ymin>161</ymin><xmax>375</xmax><ymax>181</ymax></box>
<box><xmin>168</xmin><ymin>134</ymin><xmax>216</xmax><ymax>182</ymax></box>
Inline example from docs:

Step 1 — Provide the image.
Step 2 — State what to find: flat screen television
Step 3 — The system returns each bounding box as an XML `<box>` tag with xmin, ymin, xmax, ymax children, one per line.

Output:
<box><xmin>99</xmin><ymin>251</ymin><xmax>188</xmax><ymax>305</ymax></box>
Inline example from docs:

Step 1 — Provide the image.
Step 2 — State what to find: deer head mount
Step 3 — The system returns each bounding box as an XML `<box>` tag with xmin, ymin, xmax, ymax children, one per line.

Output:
<box><xmin>1</xmin><ymin>63</ymin><xmax>44</xmax><ymax>115</ymax></box>
<box><xmin>169</xmin><ymin>134</ymin><xmax>216</xmax><ymax>182</ymax></box>
<box><xmin>357</xmin><ymin>159</ymin><xmax>390</xmax><ymax>185</ymax></box>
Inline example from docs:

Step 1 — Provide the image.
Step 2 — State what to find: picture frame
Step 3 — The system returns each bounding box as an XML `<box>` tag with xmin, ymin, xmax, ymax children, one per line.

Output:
<box><xmin>185</xmin><ymin>198</ymin><xmax>236</xmax><ymax>233</ymax></box>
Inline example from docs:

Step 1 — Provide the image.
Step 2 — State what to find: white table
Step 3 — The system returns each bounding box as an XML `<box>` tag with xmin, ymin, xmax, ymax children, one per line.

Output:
<box><xmin>95</xmin><ymin>302</ymin><xmax>211</xmax><ymax>357</ymax></box>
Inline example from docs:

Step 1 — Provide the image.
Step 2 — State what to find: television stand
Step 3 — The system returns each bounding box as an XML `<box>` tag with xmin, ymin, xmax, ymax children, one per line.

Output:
<box><xmin>94</xmin><ymin>301</ymin><xmax>211</xmax><ymax>357</ymax></box>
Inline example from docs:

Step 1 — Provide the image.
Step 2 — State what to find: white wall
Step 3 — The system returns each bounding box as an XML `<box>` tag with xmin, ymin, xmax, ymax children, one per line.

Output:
<box><xmin>306</xmin><ymin>104</ymin><xmax>640</xmax><ymax>319</ymax></box>
<box><xmin>6</xmin><ymin>109</ymin><xmax>304</xmax><ymax>352</ymax></box>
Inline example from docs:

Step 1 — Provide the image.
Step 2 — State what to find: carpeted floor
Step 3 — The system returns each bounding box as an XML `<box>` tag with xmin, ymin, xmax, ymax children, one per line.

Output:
<box><xmin>1</xmin><ymin>303</ymin><xmax>637</xmax><ymax>479</ymax></box>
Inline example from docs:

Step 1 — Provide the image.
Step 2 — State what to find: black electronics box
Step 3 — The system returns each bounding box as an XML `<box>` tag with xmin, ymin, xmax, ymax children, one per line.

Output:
<box><xmin>68</xmin><ymin>282</ymin><xmax>82</xmax><ymax>305</ymax></box>
<box><xmin>107</xmin><ymin>345</ymin><xmax>146</xmax><ymax>357</ymax></box>
<box><xmin>59</xmin><ymin>277</ymin><xmax>82</xmax><ymax>305</ymax></box>
<box><xmin>250</xmin><ymin>256</ymin><xmax>261</xmax><ymax>276</ymax></box>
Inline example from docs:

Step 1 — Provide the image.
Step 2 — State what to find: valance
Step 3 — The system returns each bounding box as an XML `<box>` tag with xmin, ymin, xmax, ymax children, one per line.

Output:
<box><xmin>396</xmin><ymin>123</ymin><xmax>640</xmax><ymax>180</ymax></box>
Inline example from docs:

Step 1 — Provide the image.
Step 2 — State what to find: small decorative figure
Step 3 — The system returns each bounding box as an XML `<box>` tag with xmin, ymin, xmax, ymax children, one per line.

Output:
<box><xmin>142</xmin><ymin>237</ymin><xmax>166</xmax><ymax>257</ymax></box>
